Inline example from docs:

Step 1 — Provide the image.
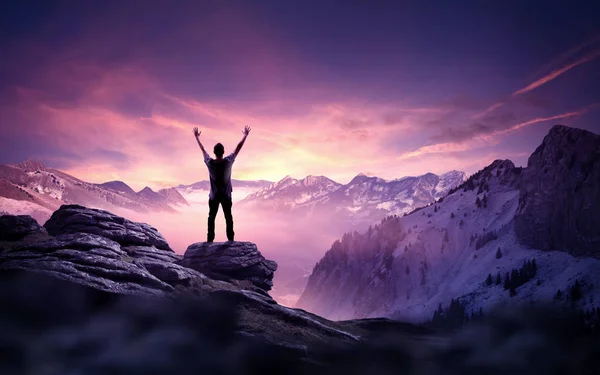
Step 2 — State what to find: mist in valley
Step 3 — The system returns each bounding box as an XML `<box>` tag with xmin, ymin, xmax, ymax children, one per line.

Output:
<box><xmin>117</xmin><ymin>189</ymin><xmax>358</xmax><ymax>306</ymax></box>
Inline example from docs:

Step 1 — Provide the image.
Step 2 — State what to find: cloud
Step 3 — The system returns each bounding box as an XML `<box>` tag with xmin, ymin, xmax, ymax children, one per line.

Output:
<box><xmin>513</xmin><ymin>49</ymin><xmax>600</xmax><ymax>96</ymax></box>
<box><xmin>472</xmin><ymin>102</ymin><xmax>504</xmax><ymax>119</ymax></box>
<box><xmin>401</xmin><ymin>106</ymin><xmax>597</xmax><ymax>160</ymax></box>
<box><xmin>339</xmin><ymin>118</ymin><xmax>369</xmax><ymax>130</ymax></box>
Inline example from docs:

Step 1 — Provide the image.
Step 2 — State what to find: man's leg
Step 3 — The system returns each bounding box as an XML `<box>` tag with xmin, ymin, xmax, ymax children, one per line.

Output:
<box><xmin>222</xmin><ymin>198</ymin><xmax>235</xmax><ymax>241</ymax></box>
<box><xmin>207</xmin><ymin>199</ymin><xmax>219</xmax><ymax>242</ymax></box>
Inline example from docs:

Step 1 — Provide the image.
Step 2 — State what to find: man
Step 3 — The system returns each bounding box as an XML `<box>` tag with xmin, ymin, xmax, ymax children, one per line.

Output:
<box><xmin>193</xmin><ymin>125</ymin><xmax>251</xmax><ymax>242</ymax></box>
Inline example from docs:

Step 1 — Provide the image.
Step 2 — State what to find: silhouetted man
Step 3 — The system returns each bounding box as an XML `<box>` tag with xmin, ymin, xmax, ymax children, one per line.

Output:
<box><xmin>193</xmin><ymin>125</ymin><xmax>251</xmax><ymax>242</ymax></box>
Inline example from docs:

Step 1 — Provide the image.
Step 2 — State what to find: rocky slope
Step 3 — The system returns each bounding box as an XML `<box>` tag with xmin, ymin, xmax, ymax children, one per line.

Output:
<box><xmin>297</xmin><ymin>125</ymin><xmax>600</xmax><ymax>322</ymax></box>
<box><xmin>2</xmin><ymin>202</ymin><xmax>600</xmax><ymax>374</ymax></box>
<box><xmin>515</xmin><ymin>125</ymin><xmax>600</xmax><ymax>256</ymax></box>
<box><xmin>0</xmin><ymin>204</ymin><xmax>373</xmax><ymax>360</ymax></box>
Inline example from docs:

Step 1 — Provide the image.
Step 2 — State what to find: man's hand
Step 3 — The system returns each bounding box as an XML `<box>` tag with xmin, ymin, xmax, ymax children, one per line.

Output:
<box><xmin>234</xmin><ymin>126</ymin><xmax>251</xmax><ymax>157</ymax></box>
<box><xmin>193</xmin><ymin>127</ymin><xmax>209</xmax><ymax>159</ymax></box>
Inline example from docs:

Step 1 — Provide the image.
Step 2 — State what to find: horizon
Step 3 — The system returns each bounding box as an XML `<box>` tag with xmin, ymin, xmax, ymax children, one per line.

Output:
<box><xmin>9</xmin><ymin>156</ymin><xmax>473</xmax><ymax>191</ymax></box>
<box><xmin>2</xmin><ymin>2</ymin><xmax>600</xmax><ymax>191</ymax></box>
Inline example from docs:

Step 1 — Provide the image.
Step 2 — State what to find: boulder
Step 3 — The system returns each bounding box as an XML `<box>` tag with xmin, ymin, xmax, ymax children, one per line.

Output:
<box><xmin>515</xmin><ymin>125</ymin><xmax>600</xmax><ymax>256</ymax></box>
<box><xmin>180</xmin><ymin>242</ymin><xmax>277</xmax><ymax>291</ymax></box>
<box><xmin>0</xmin><ymin>215</ymin><xmax>46</xmax><ymax>241</ymax></box>
<box><xmin>0</xmin><ymin>232</ymin><xmax>175</xmax><ymax>296</ymax></box>
<box><xmin>44</xmin><ymin>205</ymin><xmax>172</xmax><ymax>251</ymax></box>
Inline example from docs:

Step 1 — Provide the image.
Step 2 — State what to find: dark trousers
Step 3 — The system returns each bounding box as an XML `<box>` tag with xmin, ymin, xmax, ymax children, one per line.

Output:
<box><xmin>207</xmin><ymin>196</ymin><xmax>234</xmax><ymax>242</ymax></box>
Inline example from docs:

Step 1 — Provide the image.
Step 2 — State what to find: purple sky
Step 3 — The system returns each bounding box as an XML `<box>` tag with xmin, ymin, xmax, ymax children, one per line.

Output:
<box><xmin>1</xmin><ymin>0</ymin><xmax>599</xmax><ymax>190</ymax></box>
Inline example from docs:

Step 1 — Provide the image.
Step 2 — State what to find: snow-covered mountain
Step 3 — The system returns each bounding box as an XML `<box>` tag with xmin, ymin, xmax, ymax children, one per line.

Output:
<box><xmin>240</xmin><ymin>171</ymin><xmax>465</xmax><ymax>225</ymax></box>
<box><xmin>157</xmin><ymin>187</ymin><xmax>189</xmax><ymax>206</ymax></box>
<box><xmin>0</xmin><ymin>161</ymin><xmax>182</xmax><ymax>224</ymax></box>
<box><xmin>296</xmin><ymin>125</ymin><xmax>600</xmax><ymax>323</ymax></box>
<box><xmin>175</xmin><ymin>179</ymin><xmax>272</xmax><ymax>205</ymax></box>
<box><xmin>240</xmin><ymin>175</ymin><xmax>342</xmax><ymax>209</ymax></box>
<box><xmin>96</xmin><ymin>181</ymin><xmax>137</xmax><ymax>196</ymax></box>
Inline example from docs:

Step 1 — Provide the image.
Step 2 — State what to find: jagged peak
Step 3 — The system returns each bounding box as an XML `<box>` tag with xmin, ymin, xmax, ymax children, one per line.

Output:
<box><xmin>540</xmin><ymin>124</ymin><xmax>600</xmax><ymax>148</ymax></box>
<box><xmin>14</xmin><ymin>159</ymin><xmax>46</xmax><ymax>171</ymax></box>
<box><xmin>349</xmin><ymin>173</ymin><xmax>376</xmax><ymax>184</ymax></box>
<box><xmin>302</xmin><ymin>175</ymin><xmax>339</xmax><ymax>186</ymax></box>
<box><xmin>138</xmin><ymin>186</ymin><xmax>156</xmax><ymax>194</ymax></box>
<box><xmin>488</xmin><ymin>159</ymin><xmax>516</xmax><ymax>170</ymax></box>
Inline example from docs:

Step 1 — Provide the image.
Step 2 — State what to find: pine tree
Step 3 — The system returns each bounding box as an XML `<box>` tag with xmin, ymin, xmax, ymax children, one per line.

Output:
<box><xmin>476</xmin><ymin>196</ymin><xmax>482</xmax><ymax>208</ymax></box>
<box><xmin>485</xmin><ymin>273</ymin><xmax>493</xmax><ymax>286</ymax></box>
<box><xmin>495</xmin><ymin>247</ymin><xmax>502</xmax><ymax>259</ymax></box>
<box><xmin>509</xmin><ymin>286</ymin><xmax>517</xmax><ymax>297</ymax></box>
<box><xmin>451</xmin><ymin>212</ymin><xmax>455</xmax><ymax>218</ymax></box>
<box><xmin>503</xmin><ymin>272</ymin><xmax>510</xmax><ymax>290</ymax></box>
<box><xmin>434</xmin><ymin>205</ymin><xmax>438</xmax><ymax>213</ymax></box>
<box><xmin>570</xmin><ymin>279</ymin><xmax>582</xmax><ymax>301</ymax></box>
<box><xmin>496</xmin><ymin>273</ymin><xmax>502</xmax><ymax>285</ymax></box>
<box><xmin>483</xmin><ymin>194</ymin><xmax>488</xmax><ymax>208</ymax></box>
<box><xmin>405</xmin><ymin>265</ymin><xmax>410</xmax><ymax>275</ymax></box>
<box><xmin>554</xmin><ymin>289</ymin><xmax>563</xmax><ymax>300</ymax></box>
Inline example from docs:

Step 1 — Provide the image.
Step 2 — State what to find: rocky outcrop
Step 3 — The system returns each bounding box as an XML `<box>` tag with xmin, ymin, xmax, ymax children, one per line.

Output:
<box><xmin>515</xmin><ymin>125</ymin><xmax>600</xmax><ymax>256</ymax></box>
<box><xmin>44</xmin><ymin>204</ymin><xmax>172</xmax><ymax>251</ymax></box>
<box><xmin>0</xmin><ymin>205</ymin><xmax>280</xmax><ymax>298</ymax></box>
<box><xmin>0</xmin><ymin>233</ymin><xmax>178</xmax><ymax>296</ymax></box>
<box><xmin>0</xmin><ymin>215</ymin><xmax>46</xmax><ymax>241</ymax></box>
<box><xmin>0</xmin><ymin>205</ymin><xmax>380</xmax><ymax>364</ymax></box>
<box><xmin>180</xmin><ymin>242</ymin><xmax>277</xmax><ymax>291</ymax></box>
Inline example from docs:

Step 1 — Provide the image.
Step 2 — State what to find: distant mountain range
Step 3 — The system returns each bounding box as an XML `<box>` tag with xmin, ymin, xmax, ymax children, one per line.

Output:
<box><xmin>296</xmin><ymin>125</ymin><xmax>600</xmax><ymax>323</ymax></box>
<box><xmin>239</xmin><ymin>170</ymin><xmax>466</xmax><ymax>225</ymax></box>
<box><xmin>0</xmin><ymin>161</ymin><xmax>189</xmax><ymax>224</ymax></box>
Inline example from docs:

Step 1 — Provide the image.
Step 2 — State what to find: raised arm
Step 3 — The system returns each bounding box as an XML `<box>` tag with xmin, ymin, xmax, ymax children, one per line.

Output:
<box><xmin>233</xmin><ymin>125</ymin><xmax>251</xmax><ymax>157</ymax></box>
<box><xmin>192</xmin><ymin>127</ymin><xmax>210</xmax><ymax>159</ymax></box>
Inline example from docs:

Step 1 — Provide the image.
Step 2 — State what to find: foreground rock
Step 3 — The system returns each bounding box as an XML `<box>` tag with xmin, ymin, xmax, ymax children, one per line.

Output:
<box><xmin>0</xmin><ymin>215</ymin><xmax>46</xmax><ymax>241</ymax></box>
<box><xmin>181</xmin><ymin>241</ymin><xmax>277</xmax><ymax>291</ymax></box>
<box><xmin>0</xmin><ymin>205</ymin><xmax>238</xmax><ymax>297</ymax></box>
<box><xmin>0</xmin><ymin>204</ymin><xmax>371</xmax><ymax>361</ymax></box>
<box><xmin>44</xmin><ymin>204</ymin><xmax>172</xmax><ymax>251</ymax></box>
<box><xmin>515</xmin><ymin>125</ymin><xmax>600</xmax><ymax>256</ymax></box>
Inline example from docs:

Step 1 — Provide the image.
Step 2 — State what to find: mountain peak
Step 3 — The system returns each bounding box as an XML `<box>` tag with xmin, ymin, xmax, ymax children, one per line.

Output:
<box><xmin>139</xmin><ymin>186</ymin><xmax>155</xmax><ymax>194</ymax></box>
<box><xmin>97</xmin><ymin>180</ymin><xmax>136</xmax><ymax>196</ymax></box>
<box><xmin>349</xmin><ymin>173</ymin><xmax>374</xmax><ymax>184</ymax></box>
<box><xmin>14</xmin><ymin>159</ymin><xmax>46</xmax><ymax>172</ymax></box>
<box><xmin>302</xmin><ymin>175</ymin><xmax>339</xmax><ymax>186</ymax></box>
<box><xmin>543</xmin><ymin>124</ymin><xmax>599</xmax><ymax>147</ymax></box>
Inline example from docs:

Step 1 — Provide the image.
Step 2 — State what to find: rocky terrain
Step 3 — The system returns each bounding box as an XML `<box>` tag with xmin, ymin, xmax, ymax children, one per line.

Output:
<box><xmin>0</xmin><ymin>205</ymin><xmax>368</xmax><ymax>358</ymax></box>
<box><xmin>297</xmin><ymin>125</ymin><xmax>600</xmax><ymax>323</ymax></box>
<box><xmin>2</xmin><ymin>205</ymin><xmax>600</xmax><ymax>374</ymax></box>
<box><xmin>515</xmin><ymin>125</ymin><xmax>600</xmax><ymax>256</ymax></box>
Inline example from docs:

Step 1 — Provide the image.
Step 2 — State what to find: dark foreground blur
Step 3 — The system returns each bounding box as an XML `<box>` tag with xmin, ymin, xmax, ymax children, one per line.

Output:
<box><xmin>1</xmin><ymin>272</ymin><xmax>599</xmax><ymax>375</ymax></box>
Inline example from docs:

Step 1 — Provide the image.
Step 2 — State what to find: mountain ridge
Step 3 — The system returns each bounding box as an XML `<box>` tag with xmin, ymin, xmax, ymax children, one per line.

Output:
<box><xmin>296</xmin><ymin>125</ymin><xmax>600</xmax><ymax>322</ymax></box>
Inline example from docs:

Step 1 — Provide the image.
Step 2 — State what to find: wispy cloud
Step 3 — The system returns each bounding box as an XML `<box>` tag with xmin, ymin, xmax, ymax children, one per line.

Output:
<box><xmin>472</xmin><ymin>102</ymin><xmax>504</xmax><ymax>119</ymax></box>
<box><xmin>400</xmin><ymin>105</ymin><xmax>598</xmax><ymax>160</ymax></box>
<box><xmin>513</xmin><ymin>49</ymin><xmax>600</xmax><ymax>96</ymax></box>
